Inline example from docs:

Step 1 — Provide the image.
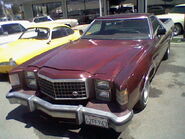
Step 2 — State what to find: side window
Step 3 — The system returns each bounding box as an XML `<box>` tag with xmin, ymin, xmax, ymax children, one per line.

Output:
<box><xmin>65</xmin><ymin>27</ymin><xmax>74</xmax><ymax>35</ymax></box>
<box><xmin>52</xmin><ymin>27</ymin><xmax>68</xmax><ymax>39</ymax></box>
<box><xmin>150</xmin><ymin>16</ymin><xmax>161</xmax><ymax>33</ymax></box>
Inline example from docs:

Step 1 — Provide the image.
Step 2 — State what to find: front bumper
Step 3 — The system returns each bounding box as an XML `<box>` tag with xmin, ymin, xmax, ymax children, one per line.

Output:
<box><xmin>6</xmin><ymin>91</ymin><xmax>133</xmax><ymax>132</ymax></box>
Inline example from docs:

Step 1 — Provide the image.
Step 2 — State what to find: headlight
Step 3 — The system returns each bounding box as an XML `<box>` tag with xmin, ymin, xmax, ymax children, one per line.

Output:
<box><xmin>95</xmin><ymin>80</ymin><xmax>110</xmax><ymax>90</ymax></box>
<box><xmin>95</xmin><ymin>80</ymin><xmax>111</xmax><ymax>101</ymax></box>
<box><xmin>9</xmin><ymin>74</ymin><xmax>20</xmax><ymax>86</ymax></box>
<box><xmin>0</xmin><ymin>58</ymin><xmax>17</xmax><ymax>66</ymax></box>
<box><xmin>25</xmin><ymin>71</ymin><xmax>37</xmax><ymax>89</ymax></box>
<box><xmin>116</xmin><ymin>89</ymin><xmax>128</xmax><ymax>106</ymax></box>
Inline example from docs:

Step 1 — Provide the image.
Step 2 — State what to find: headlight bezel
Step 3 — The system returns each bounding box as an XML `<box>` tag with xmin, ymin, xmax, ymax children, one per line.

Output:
<box><xmin>25</xmin><ymin>71</ymin><xmax>37</xmax><ymax>89</ymax></box>
<box><xmin>95</xmin><ymin>79</ymin><xmax>112</xmax><ymax>101</ymax></box>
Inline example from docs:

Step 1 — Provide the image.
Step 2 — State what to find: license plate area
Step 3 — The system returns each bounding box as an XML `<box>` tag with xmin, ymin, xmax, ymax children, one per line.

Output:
<box><xmin>85</xmin><ymin>115</ymin><xmax>108</xmax><ymax>128</ymax></box>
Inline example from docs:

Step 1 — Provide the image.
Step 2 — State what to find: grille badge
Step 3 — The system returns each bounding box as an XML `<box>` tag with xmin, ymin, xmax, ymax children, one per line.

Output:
<box><xmin>72</xmin><ymin>91</ymin><xmax>79</xmax><ymax>97</ymax></box>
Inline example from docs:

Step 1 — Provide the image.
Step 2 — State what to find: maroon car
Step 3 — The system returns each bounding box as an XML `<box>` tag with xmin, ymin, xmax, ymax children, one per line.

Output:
<box><xmin>6</xmin><ymin>14</ymin><xmax>173</xmax><ymax>132</ymax></box>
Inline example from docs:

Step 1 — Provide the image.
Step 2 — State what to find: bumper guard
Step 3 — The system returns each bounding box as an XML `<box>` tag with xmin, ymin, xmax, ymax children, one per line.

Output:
<box><xmin>6</xmin><ymin>91</ymin><xmax>133</xmax><ymax>132</ymax></box>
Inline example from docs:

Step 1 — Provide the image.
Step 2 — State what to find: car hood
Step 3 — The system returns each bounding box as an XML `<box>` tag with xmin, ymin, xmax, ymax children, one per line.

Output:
<box><xmin>0</xmin><ymin>33</ymin><xmax>22</xmax><ymax>45</ymax></box>
<box><xmin>30</xmin><ymin>39</ymin><xmax>149</xmax><ymax>77</ymax></box>
<box><xmin>0</xmin><ymin>39</ymin><xmax>48</xmax><ymax>63</ymax></box>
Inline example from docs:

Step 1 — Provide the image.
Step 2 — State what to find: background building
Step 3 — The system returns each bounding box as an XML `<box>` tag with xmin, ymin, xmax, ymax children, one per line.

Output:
<box><xmin>3</xmin><ymin>0</ymin><xmax>185</xmax><ymax>24</ymax></box>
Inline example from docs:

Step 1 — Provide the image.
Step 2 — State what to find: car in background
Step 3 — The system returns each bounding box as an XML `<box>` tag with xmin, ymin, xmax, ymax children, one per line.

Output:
<box><xmin>110</xmin><ymin>3</ymin><xmax>135</xmax><ymax>14</ymax></box>
<box><xmin>157</xmin><ymin>4</ymin><xmax>185</xmax><ymax>35</ymax></box>
<box><xmin>0</xmin><ymin>20</ymin><xmax>31</xmax><ymax>45</ymax></box>
<box><xmin>0</xmin><ymin>17</ymin><xmax>9</xmax><ymax>21</ymax></box>
<box><xmin>148</xmin><ymin>6</ymin><xmax>165</xmax><ymax>15</ymax></box>
<box><xmin>32</xmin><ymin>16</ymin><xmax>79</xmax><ymax>27</ymax></box>
<box><xmin>0</xmin><ymin>22</ymin><xmax>82</xmax><ymax>73</ymax></box>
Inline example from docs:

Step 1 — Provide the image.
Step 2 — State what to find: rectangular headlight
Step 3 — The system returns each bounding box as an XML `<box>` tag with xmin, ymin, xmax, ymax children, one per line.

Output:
<box><xmin>95</xmin><ymin>80</ymin><xmax>111</xmax><ymax>101</ymax></box>
<box><xmin>96</xmin><ymin>89</ymin><xmax>111</xmax><ymax>101</ymax></box>
<box><xmin>9</xmin><ymin>74</ymin><xmax>20</xmax><ymax>86</ymax></box>
<box><xmin>25</xmin><ymin>71</ymin><xmax>37</xmax><ymax>89</ymax></box>
<box><xmin>95</xmin><ymin>80</ymin><xmax>110</xmax><ymax>90</ymax></box>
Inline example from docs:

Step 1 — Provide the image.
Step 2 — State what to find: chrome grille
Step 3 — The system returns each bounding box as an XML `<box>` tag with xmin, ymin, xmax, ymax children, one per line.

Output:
<box><xmin>38</xmin><ymin>74</ymin><xmax>88</xmax><ymax>100</ymax></box>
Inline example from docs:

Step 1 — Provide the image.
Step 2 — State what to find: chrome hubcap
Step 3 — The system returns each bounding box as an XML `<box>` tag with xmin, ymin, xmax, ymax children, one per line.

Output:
<box><xmin>143</xmin><ymin>80</ymin><xmax>150</xmax><ymax>105</ymax></box>
<box><xmin>174</xmin><ymin>25</ymin><xmax>181</xmax><ymax>36</ymax></box>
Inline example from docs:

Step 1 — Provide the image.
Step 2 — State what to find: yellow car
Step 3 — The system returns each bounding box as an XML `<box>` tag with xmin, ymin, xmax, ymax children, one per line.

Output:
<box><xmin>0</xmin><ymin>22</ymin><xmax>82</xmax><ymax>73</ymax></box>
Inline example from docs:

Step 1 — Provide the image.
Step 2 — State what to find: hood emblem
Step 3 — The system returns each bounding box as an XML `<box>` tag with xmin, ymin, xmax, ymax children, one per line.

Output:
<box><xmin>72</xmin><ymin>91</ymin><xmax>79</xmax><ymax>97</ymax></box>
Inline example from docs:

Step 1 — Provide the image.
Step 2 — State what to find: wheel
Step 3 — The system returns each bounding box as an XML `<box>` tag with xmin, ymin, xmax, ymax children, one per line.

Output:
<box><xmin>163</xmin><ymin>41</ymin><xmax>170</xmax><ymax>60</ymax></box>
<box><xmin>134</xmin><ymin>76</ymin><xmax>150</xmax><ymax>111</ymax></box>
<box><xmin>173</xmin><ymin>24</ymin><xmax>182</xmax><ymax>36</ymax></box>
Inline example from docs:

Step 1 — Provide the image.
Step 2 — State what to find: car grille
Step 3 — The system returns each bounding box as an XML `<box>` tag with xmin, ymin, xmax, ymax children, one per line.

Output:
<box><xmin>38</xmin><ymin>75</ymin><xmax>88</xmax><ymax>100</ymax></box>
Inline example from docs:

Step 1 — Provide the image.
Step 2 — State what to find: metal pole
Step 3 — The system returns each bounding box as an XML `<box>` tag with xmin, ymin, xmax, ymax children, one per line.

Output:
<box><xmin>99</xmin><ymin>0</ymin><xmax>102</xmax><ymax>17</ymax></box>
<box><xmin>145</xmin><ymin>0</ymin><xmax>147</xmax><ymax>13</ymax></box>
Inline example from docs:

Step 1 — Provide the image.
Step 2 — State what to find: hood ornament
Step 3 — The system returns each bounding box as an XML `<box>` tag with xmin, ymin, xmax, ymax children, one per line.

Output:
<box><xmin>72</xmin><ymin>91</ymin><xmax>79</xmax><ymax>97</ymax></box>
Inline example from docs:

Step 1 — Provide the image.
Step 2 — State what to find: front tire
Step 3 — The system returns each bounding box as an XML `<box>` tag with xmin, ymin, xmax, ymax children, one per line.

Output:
<box><xmin>163</xmin><ymin>41</ymin><xmax>170</xmax><ymax>60</ymax></box>
<box><xmin>173</xmin><ymin>24</ymin><xmax>182</xmax><ymax>36</ymax></box>
<box><xmin>134</xmin><ymin>76</ymin><xmax>150</xmax><ymax>111</ymax></box>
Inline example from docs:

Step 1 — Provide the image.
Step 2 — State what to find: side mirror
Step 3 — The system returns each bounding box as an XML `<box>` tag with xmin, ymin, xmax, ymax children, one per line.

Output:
<box><xmin>79</xmin><ymin>30</ymin><xmax>83</xmax><ymax>35</ymax></box>
<box><xmin>157</xmin><ymin>28</ymin><xmax>166</xmax><ymax>35</ymax></box>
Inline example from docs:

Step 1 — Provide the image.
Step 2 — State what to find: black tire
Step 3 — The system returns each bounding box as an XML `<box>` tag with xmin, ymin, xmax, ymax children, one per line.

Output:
<box><xmin>163</xmin><ymin>41</ymin><xmax>170</xmax><ymax>60</ymax></box>
<box><xmin>134</xmin><ymin>76</ymin><xmax>150</xmax><ymax>111</ymax></box>
<box><xmin>173</xmin><ymin>24</ymin><xmax>182</xmax><ymax>36</ymax></box>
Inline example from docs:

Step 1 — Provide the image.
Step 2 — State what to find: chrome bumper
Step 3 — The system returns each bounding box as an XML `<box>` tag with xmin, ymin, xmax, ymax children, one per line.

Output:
<box><xmin>6</xmin><ymin>91</ymin><xmax>133</xmax><ymax>132</ymax></box>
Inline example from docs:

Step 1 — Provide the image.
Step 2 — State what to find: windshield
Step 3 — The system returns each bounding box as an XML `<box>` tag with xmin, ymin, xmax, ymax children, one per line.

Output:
<box><xmin>170</xmin><ymin>6</ymin><xmax>185</xmax><ymax>13</ymax></box>
<box><xmin>82</xmin><ymin>18</ymin><xmax>150</xmax><ymax>40</ymax></box>
<box><xmin>20</xmin><ymin>27</ymin><xmax>49</xmax><ymax>40</ymax></box>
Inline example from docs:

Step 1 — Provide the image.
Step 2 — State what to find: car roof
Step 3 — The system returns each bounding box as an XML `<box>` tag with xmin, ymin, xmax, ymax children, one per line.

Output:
<box><xmin>29</xmin><ymin>21</ymin><xmax>69</xmax><ymax>29</ymax></box>
<box><xmin>176</xmin><ymin>4</ymin><xmax>185</xmax><ymax>7</ymax></box>
<box><xmin>96</xmin><ymin>13</ymin><xmax>151</xmax><ymax>20</ymax></box>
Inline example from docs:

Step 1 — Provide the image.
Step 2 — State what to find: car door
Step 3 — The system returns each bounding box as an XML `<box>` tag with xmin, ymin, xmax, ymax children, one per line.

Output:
<box><xmin>150</xmin><ymin>16</ymin><xmax>168</xmax><ymax>66</ymax></box>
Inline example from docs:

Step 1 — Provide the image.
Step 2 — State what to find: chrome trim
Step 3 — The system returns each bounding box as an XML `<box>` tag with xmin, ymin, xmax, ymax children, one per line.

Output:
<box><xmin>146</xmin><ymin>17</ymin><xmax>153</xmax><ymax>39</ymax></box>
<box><xmin>37</xmin><ymin>74</ymin><xmax>89</xmax><ymax>100</ymax></box>
<box><xmin>38</xmin><ymin>74</ymin><xmax>86</xmax><ymax>82</ymax></box>
<box><xmin>6</xmin><ymin>91</ymin><xmax>133</xmax><ymax>132</ymax></box>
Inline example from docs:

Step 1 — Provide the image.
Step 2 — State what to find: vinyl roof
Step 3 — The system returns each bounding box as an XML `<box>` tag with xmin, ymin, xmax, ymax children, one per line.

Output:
<box><xmin>96</xmin><ymin>13</ymin><xmax>151</xmax><ymax>20</ymax></box>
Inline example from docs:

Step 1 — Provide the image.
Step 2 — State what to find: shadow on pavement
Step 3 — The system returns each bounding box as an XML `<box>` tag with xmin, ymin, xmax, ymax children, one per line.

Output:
<box><xmin>0</xmin><ymin>73</ymin><xmax>9</xmax><ymax>82</ymax></box>
<box><xmin>6</xmin><ymin>105</ymin><xmax>121</xmax><ymax>139</ymax></box>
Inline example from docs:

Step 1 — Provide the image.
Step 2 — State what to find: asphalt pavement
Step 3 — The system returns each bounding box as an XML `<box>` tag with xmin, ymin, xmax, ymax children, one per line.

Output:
<box><xmin>0</xmin><ymin>42</ymin><xmax>185</xmax><ymax>139</ymax></box>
